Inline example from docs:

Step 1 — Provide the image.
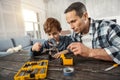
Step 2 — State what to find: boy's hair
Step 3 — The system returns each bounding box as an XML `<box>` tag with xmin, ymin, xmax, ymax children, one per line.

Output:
<box><xmin>64</xmin><ymin>2</ymin><xmax>87</xmax><ymax>18</ymax></box>
<box><xmin>43</xmin><ymin>17</ymin><xmax>62</xmax><ymax>33</ymax></box>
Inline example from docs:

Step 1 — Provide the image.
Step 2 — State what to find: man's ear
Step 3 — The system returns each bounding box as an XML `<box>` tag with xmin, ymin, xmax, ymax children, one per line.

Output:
<box><xmin>83</xmin><ymin>12</ymin><xmax>88</xmax><ymax>21</ymax></box>
<box><xmin>82</xmin><ymin>12</ymin><xmax>88</xmax><ymax>24</ymax></box>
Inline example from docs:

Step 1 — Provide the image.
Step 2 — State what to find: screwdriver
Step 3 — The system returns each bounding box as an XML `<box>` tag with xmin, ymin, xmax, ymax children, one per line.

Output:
<box><xmin>104</xmin><ymin>64</ymin><xmax>119</xmax><ymax>71</ymax></box>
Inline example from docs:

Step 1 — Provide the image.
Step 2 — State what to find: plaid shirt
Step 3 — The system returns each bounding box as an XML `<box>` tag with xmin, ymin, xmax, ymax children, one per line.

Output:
<box><xmin>70</xmin><ymin>18</ymin><xmax>120</xmax><ymax>64</ymax></box>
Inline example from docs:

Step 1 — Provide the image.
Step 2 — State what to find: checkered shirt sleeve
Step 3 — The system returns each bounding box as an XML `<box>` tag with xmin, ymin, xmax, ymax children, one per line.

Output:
<box><xmin>92</xmin><ymin>19</ymin><xmax>120</xmax><ymax>64</ymax></box>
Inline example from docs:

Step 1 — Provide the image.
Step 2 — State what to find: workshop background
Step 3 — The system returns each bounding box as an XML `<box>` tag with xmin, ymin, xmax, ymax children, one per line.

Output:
<box><xmin>0</xmin><ymin>0</ymin><xmax>120</xmax><ymax>39</ymax></box>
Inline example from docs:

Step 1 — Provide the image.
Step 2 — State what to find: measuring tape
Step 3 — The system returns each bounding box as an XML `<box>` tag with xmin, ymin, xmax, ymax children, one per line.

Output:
<box><xmin>63</xmin><ymin>67</ymin><xmax>74</xmax><ymax>76</ymax></box>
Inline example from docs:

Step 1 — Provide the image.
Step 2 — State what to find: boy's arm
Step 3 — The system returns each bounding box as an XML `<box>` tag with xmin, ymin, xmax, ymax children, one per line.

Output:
<box><xmin>29</xmin><ymin>42</ymin><xmax>42</xmax><ymax>57</ymax></box>
<box><xmin>32</xmin><ymin>42</ymin><xmax>42</xmax><ymax>51</ymax></box>
<box><xmin>53</xmin><ymin>49</ymin><xmax>70</xmax><ymax>58</ymax></box>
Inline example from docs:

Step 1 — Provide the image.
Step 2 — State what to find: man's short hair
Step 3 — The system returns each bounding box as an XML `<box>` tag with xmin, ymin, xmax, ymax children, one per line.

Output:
<box><xmin>64</xmin><ymin>2</ymin><xmax>87</xmax><ymax>18</ymax></box>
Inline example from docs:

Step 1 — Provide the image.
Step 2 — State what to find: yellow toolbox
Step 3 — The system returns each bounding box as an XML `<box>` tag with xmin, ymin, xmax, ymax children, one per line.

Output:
<box><xmin>14</xmin><ymin>60</ymin><xmax>48</xmax><ymax>80</ymax></box>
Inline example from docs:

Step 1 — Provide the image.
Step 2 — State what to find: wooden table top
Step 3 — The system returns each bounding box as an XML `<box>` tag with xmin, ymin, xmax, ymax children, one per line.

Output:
<box><xmin>0</xmin><ymin>50</ymin><xmax>120</xmax><ymax>80</ymax></box>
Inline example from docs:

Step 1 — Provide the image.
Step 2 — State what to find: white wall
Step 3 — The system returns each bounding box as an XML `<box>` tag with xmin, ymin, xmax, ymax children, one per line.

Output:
<box><xmin>0</xmin><ymin>0</ymin><xmax>24</xmax><ymax>39</ymax></box>
<box><xmin>21</xmin><ymin>0</ymin><xmax>47</xmax><ymax>39</ymax></box>
<box><xmin>86</xmin><ymin>0</ymin><xmax>120</xmax><ymax>19</ymax></box>
<box><xmin>0</xmin><ymin>0</ymin><xmax>48</xmax><ymax>39</ymax></box>
<box><xmin>46</xmin><ymin>0</ymin><xmax>85</xmax><ymax>32</ymax></box>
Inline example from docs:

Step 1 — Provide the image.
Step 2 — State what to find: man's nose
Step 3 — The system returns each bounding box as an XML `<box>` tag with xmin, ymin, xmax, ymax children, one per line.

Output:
<box><xmin>70</xmin><ymin>24</ymin><xmax>74</xmax><ymax>29</ymax></box>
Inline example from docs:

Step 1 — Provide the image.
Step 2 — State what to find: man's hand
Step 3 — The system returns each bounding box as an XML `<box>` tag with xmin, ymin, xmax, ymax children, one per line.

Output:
<box><xmin>67</xmin><ymin>42</ymin><xmax>112</xmax><ymax>61</ymax></box>
<box><xmin>67</xmin><ymin>42</ymin><xmax>90</xmax><ymax>57</ymax></box>
<box><xmin>32</xmin><ymin>42</ymin><xmax>42</xmax><ymax>52</ymax></box>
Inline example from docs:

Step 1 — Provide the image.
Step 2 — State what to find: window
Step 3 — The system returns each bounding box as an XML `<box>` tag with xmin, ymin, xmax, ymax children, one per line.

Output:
<box><xmin>22</xmin><ymin>9</ymin><xmax>40</xmax><ymax>39</ymax></box>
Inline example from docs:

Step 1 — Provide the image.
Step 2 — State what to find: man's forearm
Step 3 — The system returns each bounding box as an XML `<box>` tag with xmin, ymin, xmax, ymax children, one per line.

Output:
<box><xmin>89</xmin><ymin>48</ymin><xmax>113</xmax><ymax>61</ymax></box>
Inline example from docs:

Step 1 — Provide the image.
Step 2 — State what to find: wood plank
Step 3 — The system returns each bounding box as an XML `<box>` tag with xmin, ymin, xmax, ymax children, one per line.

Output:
<box><xmin>0</xmin><ymin>61</ymin><xmax>25</xmax><ymax>71</ymax></box>
<box><xmin>0</xmin><ymin>68</ymin><xmax>16</xmax><ymax>80</ymax></box>
<box><xmin>0</xmin><ymin>51</ymin><xmax>120</xmax><ymax>80</ymax></box>
<box><xmin>0</xmin><ymin>50</ymin><xmax>30</xmax><ymax>62</ymax></box>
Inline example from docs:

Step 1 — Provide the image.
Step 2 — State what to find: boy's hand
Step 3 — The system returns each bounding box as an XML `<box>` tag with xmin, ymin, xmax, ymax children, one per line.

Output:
<box><xmin>32</xmin><ymin>42</ymin><xmax>42</xmax><ymax>52</ymax></box>
<box><xmin>53</xmin><ymin>52</ymin><xmax>62</xmax><ymax>58</ymax></box>
<box><xmin>53</xmin><ymin>50</ymin><xmax>69</xmax><ymax>58</ymax></box>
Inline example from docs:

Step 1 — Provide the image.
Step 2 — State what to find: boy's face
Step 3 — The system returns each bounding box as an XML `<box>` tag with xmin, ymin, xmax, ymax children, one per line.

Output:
<box><xmin>47</xmin><ymin>28</ymin><xmax>60</xmax><ymax>41</ymax></box>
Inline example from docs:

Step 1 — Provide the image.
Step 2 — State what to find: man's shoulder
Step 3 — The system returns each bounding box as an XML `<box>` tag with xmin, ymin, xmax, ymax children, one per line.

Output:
<box><xmin>91</xmin><ymin>18</ymin><xmax>119</xmax><ymax>29</ymax></box>
<box><xmin>94</xmin><ymin>19</ymin><xmax>116</xmax><ymax>26</ymax></box>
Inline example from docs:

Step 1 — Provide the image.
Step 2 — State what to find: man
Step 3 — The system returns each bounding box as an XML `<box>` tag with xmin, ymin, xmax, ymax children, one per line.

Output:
<box><xmin>64</xmin><ymin>2</ymin><xmax>120</xmax><ymax>64</ymax></box>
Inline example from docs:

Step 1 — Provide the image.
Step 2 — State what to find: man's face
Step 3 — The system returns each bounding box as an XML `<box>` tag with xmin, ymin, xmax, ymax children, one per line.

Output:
<box><xmin>47</xmin><ymin>28</ymin><xmax>60</xmax><ymax>41</ymax></box>
<box><xmin>65</xmin><ymin>10</ymin><xmax>87</xmax><ymax>34</ymax></box>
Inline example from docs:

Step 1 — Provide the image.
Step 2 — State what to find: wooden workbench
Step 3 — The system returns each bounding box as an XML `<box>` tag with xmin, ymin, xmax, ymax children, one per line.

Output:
<box><xmin>0</xmin><ymin>50</ymin><xmax>120</xmax><ymax>80</ymax></box>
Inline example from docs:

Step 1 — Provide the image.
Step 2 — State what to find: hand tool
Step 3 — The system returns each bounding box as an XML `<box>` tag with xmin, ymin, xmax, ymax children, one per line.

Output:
<box><xmin>104</xmin><ymin>64</ymin><xmax>119</xmax><ymax>71</ymax></box>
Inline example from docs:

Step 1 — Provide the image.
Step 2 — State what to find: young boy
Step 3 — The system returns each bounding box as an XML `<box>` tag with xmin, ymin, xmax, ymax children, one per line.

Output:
<box><xmin>30</xmin><ymin>17</ymin><xmax>73</xmax><ymax>58</ymax></box>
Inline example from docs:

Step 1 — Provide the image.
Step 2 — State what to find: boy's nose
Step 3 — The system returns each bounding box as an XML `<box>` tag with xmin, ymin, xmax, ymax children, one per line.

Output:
<box><xmin>50</xmin><ymin>35</ymin><xmax>54</xmax><ymax>38</ymax></box>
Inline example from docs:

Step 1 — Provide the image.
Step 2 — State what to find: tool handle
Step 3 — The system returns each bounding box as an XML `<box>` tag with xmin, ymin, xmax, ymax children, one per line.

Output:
<box><xmin>113</xmin><ymin>64</ymin><xmax>118</xmax><ymax>67</ymax></box>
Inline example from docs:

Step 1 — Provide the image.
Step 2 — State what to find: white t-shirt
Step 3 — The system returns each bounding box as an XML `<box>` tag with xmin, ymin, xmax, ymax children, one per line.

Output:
<box><xmin>81</xmin><ymin>33</ymin><xmax>92</xmax><ymax>48</ymax></box>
